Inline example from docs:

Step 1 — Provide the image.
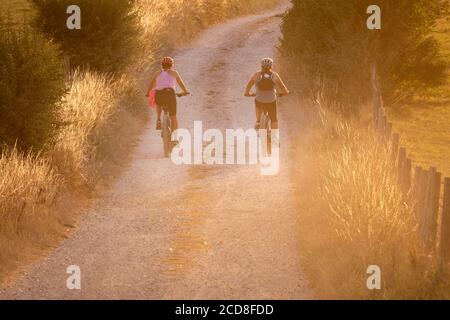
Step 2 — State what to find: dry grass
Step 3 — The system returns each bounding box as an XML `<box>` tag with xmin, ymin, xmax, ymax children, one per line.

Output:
<box><xmin>292</xmin><ymin>100</ymin><xmax>450</xmax><ymax>299</ymax></box>
<box><xmin>51</xmin><ymin>71</ymin><xmax>143</xmax><ymax>189</ymax></box>
<box><xmin>0</xmin><ymin>147</ymin><xmax>64</xmax><ymax>279</ymax></box>
<box><xmin>0</xmin><ymin>0</ymin><xmax>33</xmax><ymax>23</ymax></box>
<box><xmin>0</xmin><ymin>0</ymin><xmax>279</xmax><ymax>283</ymax></box>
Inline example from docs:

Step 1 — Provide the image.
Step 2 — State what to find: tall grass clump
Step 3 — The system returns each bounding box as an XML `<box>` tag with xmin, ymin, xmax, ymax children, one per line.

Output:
<box><xmin>0</xmin><ymin>19</ymin><xmax>65</xmax><ymax>151</ymax></box>
<box><xmin>52</xmin><ymin>70</ymin><xmax>142</xmax><ymax>188</ymax></box>
<box><xmin>294</xmin><ymin>102</ymin><xmax>450</xmax><ymax>299</ymax></box>
<box><xmin>0</xmin><ymin>147</ymin><xmax>63</xmax><ymax>281</ymax></box>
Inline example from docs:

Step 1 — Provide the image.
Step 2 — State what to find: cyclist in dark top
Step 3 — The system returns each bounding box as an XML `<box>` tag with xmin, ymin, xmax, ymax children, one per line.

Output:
<box><xmin>244</xmin><ymin>58</ymin><xmax>290</xmax><ymax>130</ymax></box>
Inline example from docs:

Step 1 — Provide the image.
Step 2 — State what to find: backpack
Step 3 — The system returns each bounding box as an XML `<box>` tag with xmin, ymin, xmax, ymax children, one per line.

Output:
<box><xmin>256</xmin><ymin>71</ymin><xmax>275</xmax><ymax>91</ymax></box>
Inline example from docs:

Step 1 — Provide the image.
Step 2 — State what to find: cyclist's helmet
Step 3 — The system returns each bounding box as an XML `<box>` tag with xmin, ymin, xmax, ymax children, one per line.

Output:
<box><xmin>162</xmin><ymin>56</ymin><xmax>174</xmax><ymax>69</ymax></box>
<box><xmin>261</xmin><ymin>58</ymin><xmax>273</xmax><ymax>70</ymax></box>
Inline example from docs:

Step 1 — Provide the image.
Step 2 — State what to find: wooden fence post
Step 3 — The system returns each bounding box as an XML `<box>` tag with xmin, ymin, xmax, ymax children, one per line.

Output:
<box><xmin>441</xmin><ymin>178</ymin><xmax>450</xmax><ymax>262</ymax></box>
<box><xmin>369</xmin><ymin>65</ymin><xmax>445</xmax><ymax>256</ymax></box>
<box><xmin>402</xmin><ymin>157</ymin><xmax>412</xmax><ymax>194</ymax></box>
<box><xmin>410</xmin><ymin>166</ymin><xmax>422</xmax><ymax>210</ymax></box>
<box><xmin>420</xmin><ymin>167</ymin><xmax>441</xmax><ymax>249</ymax></box>
<box><xmin>418</xmin><ymin>169</ymin><xmax>429</xmax><ymax>229</ymax></box>
<box><xmin>431</xmin><ymin>170</ymin><xmax>441</xmax><ymax>248</ymax></box>
<box><xmin>391</xmin><ymin>133</ymin><xmax>400</xmax><ymax>164</ymax></box>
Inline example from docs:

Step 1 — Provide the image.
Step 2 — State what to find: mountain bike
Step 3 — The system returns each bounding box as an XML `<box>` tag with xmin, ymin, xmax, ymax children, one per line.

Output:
<box><xmin>161</xmin><ymin>92</ymin><xmax>188</xmax><ymax>158</ymax></box>
<box><xmin>246</xmin><ymin>93</ymin><xmax>286</xmax><ymax>155</ymax></box>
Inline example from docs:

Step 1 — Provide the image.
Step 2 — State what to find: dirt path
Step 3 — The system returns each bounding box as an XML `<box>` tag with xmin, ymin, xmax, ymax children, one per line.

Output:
<box><xmin>0</xmin><ymin>4</ymin><xmax>313</xmax><ymax>299</ymax></box>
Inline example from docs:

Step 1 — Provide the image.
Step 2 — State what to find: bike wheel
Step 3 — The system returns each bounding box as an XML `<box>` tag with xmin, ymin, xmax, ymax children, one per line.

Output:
<box><xmin>266</xmin><ymin>116</ymin><xmax>272</xmax><ymax>155</ymax></box>
<box><xmin>162</xmin><ymin>115</ymin><xmax>171</xmax><ymax>158</ymax></box>
<box><xmin>259</xmin><ymin>113</ymin><xmax>271</xmax><ymax>156</ymax></box>
<box><xmin>259</xmin><ymin>113</ymin><xmax>267</xmax><ymax>130</ymax></box>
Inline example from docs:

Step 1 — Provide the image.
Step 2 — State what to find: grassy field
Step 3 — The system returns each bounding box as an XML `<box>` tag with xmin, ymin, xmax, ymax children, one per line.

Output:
<box><xmin>387</xmin><ymin>16</ymin><xmax>450</xmax><ymax>177</ymax></box>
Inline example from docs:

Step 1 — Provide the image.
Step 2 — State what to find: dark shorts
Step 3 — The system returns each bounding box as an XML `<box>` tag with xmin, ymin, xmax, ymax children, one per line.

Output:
<box><xmin>255</xmin><ymin>100</ymin><xmax>278</xmax><ymax>122</ymax></box>
<box><xmin>156</xmin><ymin>88</ymin><xmax>177</xmax><ymax>116</ymax></box>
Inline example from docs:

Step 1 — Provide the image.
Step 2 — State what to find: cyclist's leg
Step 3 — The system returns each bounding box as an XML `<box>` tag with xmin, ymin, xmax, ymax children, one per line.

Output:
<box><xmin>170</xmin><ymin>116</ymin><xmax>179</xmax><ymax>132</ymax></box>
<box><xmin>254</xmin><ymin>100</ymin><xmax>262</xmax><ymax>129</ymax></box>
<box><xmin>155</xmin><ymin>90</ymin><xmax>163</xmax><ymax>129</ymax></box>
<box><xmin>156</xmin><ymin>105</ymin><xmax>162</xmax><ymax>129</ymax></box>
<box><xmin>168</xmin><ymin>91</ymin><xmax>178</xmax><ymax>135</ymax></box>
<box><xmin>267</xmin><ymin>101</ymin><xmax>279</xmax><ymax>149</ymax></box>
<box><xmin>156</xmin><ymin>105</ymin><xmax>162</xmax><ymax>121</ymax></box>
<box><xmin>268</xmin><ymin>101</ymin><xmax>278</xmax><ymax>129</ymax></box>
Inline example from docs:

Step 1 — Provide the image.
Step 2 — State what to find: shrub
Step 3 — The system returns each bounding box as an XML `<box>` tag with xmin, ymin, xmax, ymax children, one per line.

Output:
<box><xmin>31</xmin><ymin>0</ymin><xmax>138</xmax><ymax>74</ymax></box>
<box><xmin>0</xmin><ymin>0</ymin><xmax>281</xmax><ymax>283</ymax></box>
<box><xmin>0</xmin><ymin>19</ymin><xmax>65</xmax><ymax>151</ymax></box>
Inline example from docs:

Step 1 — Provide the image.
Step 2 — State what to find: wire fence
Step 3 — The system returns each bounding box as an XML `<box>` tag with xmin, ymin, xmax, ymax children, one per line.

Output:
<box><xmin>371</xmin><ymin>65</ymin><xmax>450</xmax><ymax>262</ymax></box>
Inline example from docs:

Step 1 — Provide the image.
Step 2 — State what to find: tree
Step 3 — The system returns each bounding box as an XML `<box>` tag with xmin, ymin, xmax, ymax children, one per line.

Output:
<box><xmin>0</xmin><ymin>20</ymin><xmax>65</xmax><ymax>151</ymax></box>
<box><xmin>31</xmin><ymin>0</ymin><xmax>138</xmax><ymax>74</ymax></box>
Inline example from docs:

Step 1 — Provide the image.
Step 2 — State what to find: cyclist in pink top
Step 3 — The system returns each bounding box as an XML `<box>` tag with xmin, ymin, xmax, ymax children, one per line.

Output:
<box><xmin>146</xmin><ymin>57</ymin><xmax>189</xmax><ymax>131</ymax></box>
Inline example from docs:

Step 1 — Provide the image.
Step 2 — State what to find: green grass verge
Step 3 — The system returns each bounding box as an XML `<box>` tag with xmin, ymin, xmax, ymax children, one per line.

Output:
<box><xmin>387</xmin><ymin>16</ymin><xmax>450</xmax><ymax>177</ymax></box>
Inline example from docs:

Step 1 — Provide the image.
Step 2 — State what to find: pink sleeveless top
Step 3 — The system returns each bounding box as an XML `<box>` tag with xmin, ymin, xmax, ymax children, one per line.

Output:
<box><xmin>155</xmin><ymin>71</ymin><xmax>176</xmax><ymax>90</ymax></box>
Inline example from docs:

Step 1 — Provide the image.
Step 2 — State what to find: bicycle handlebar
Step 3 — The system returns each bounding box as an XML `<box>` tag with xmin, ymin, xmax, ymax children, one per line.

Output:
<box><xmin>145</xmin><ymin>92</ymin><xmax>190</xmax><ymax>98</ymax></box>
<box><xmin>244</xmin><ymin>92</ymin><xmax>290</xmax><ymax>98</ymax></box>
